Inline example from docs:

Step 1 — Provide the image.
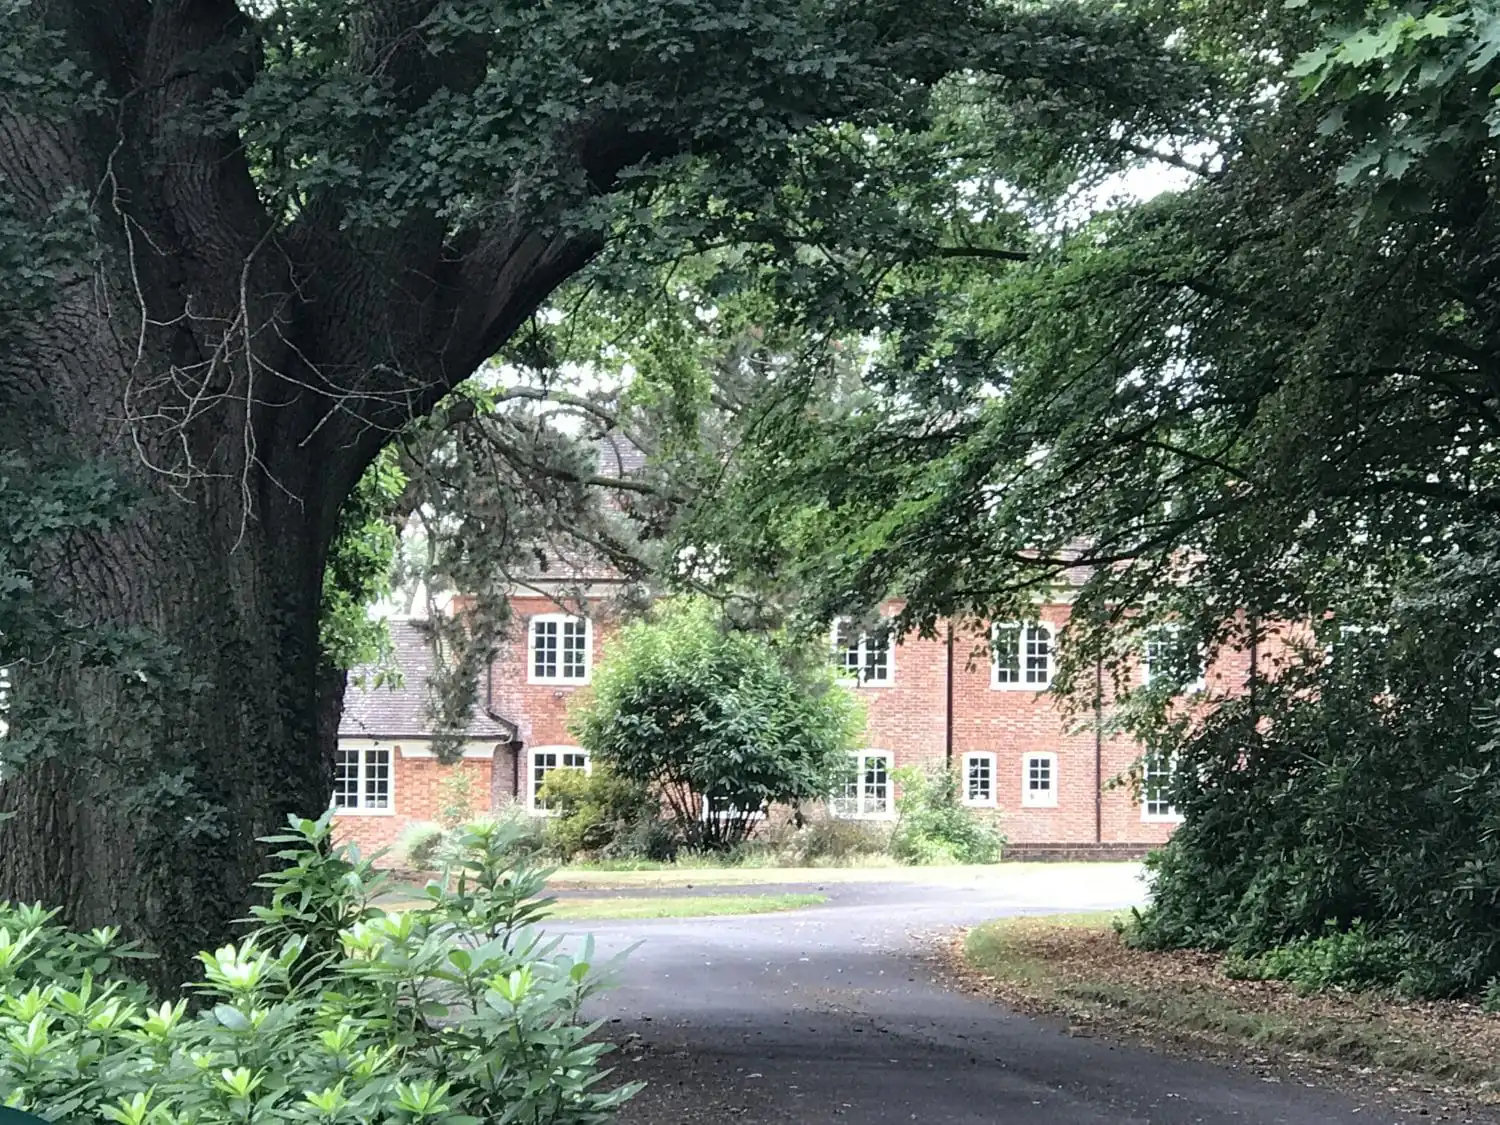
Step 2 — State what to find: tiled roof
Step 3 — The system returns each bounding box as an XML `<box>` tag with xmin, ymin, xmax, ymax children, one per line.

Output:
<box><xmin>339</xmin><ymin>620</ymin><xmax>516</xmax><ymax>741</ymax></box>
<box><xmin>595</xmin><ymin>432</ymin><xmax>648</xmax><ymax>478</ymax></box>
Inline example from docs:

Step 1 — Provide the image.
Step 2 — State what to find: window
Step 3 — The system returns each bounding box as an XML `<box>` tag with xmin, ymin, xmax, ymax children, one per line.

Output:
<box><xmin>832</xmin><ymin>619</ymin><xmax>893</xmax><ymax>686</ymax></box>
<box><xmin>529</xmin><ymin>614</ymin><xmax>590</xmax><ymax>683</ymax></box>
<box><xmin>702</xmin><ymin>794</ymin><xmax>768</xmax><ymax>822</ymax></box>
<box><xmin>831</xmin><ymin>751</ymin><xmax>893</xmax><ymax>819</ymax></box>
<box><xmin>1142</xmin><ymin>753</ymin><xmax>1181</xmax><ymax>822</ymax></box>
<box><xmin>962</xmin><ymin>752</ymin><xmax>997</xmax><ymax>807</ymax></box>
<box><xmin>332</xmin><ymin>745</ymin><xmax>392</xmax><ymax>814</ymax></box>
<box><xmin>1142</xmin><ymin>626</ymin><xmax>1206</xmax><ymax>693</ymax></box>
<box><xmin>1021</xmin><ymin>753</ymin><xmax>1058</xmax><ymax>808</ymax></box>
<box><xmin>529</xmin><ymin>746</ymin><xmax>590</xmax><ymax>812</ymax></box>
<box><xmin>992</xmin><ymin>622</ymin><xmax>1052</xmax><ymax>689</ymax></box>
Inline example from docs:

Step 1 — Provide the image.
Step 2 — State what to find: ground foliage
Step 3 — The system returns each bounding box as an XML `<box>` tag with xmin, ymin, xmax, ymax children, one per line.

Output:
<box><xmin>952</xmin><ymin>915</ymin><xmax>1500</xmax><ymax>1101</ymax></box>
<box><xmin>0</xmin><ymin>812</ymin><xmax>636</xmax><ymax>1125</ymax></box>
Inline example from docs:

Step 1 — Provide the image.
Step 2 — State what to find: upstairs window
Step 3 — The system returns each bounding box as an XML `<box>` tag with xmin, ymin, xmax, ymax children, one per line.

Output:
<box><xmin>992</xmin><ymin>622</ymin><xmax>1052</xmax><ymax>690</ymax></box>
<box><xmin>1022</xmin><ymin>753</ymin><xmax>1058</xmax><ymax>808</ymax></box>
<box><xmin>833</xmin><ymin>619</ymin><xmax>893</xmax><ymax>686</ymax></box>
<box><xmin>332</xmin><ymin>745</ymin><xmax>392</xmax><ymax>813</ymax></box>
<box><xmin>1143</xmin><ymin>625</ymin><xmax>1206</xmax><ymax>693</ymax></box>
<box><xmin>831</xmin><ymin>751</ymin><xmax>893</xmax><ymax>819</ymax></box>
<box><xmin>962</xmin><ymin>752</ymin><xmax>997</xmax><ymax>807</ymax></box>
<box><xmin>530</xmin><ymin>614</ymin><xmax>591</xmax><ymax>683</ymax></box>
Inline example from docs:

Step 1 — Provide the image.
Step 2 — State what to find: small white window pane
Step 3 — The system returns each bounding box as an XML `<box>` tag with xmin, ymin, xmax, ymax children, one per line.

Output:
<box><xmin>1143</xmin><ymin>755</ymin><xmax>1177</xmax><ymax>819</ymax></box>
<box><xmin>333</xmin><ymin>748</ymin><xmax>360</xmax><ymax>809</ymax></box>
<box><xmin>532</xmin><ymin>620</ymin><xmax>558</xmax><ymax>679</ymax></box>
<box><xmin>966</xmin><ymin>756</ymin><xmax>993</xmax><ymax>803</ymax></box>
<box><xmin>863</xmin><ymin>755</ymin><xmax>889</xmax><ymax>816</ymax></box>
<box><xmin>1024</xmin><ymin>625</ymin><xmax>1051</xmax><ymax>686</ymax></box>
<box><xmin>363</xmin><ymin>748</ymin><xmax>390</xmax><ymax>809</ymax></box>
<box><xmin>562</xmin><ymin>619</ymin><xmax>589</xmax><ymax>679</ymax></box>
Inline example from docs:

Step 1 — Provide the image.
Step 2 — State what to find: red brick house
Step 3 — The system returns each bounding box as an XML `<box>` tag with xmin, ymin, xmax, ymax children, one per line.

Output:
<box><xmin>334</xmin><ymin>576</ymin><xmax>1245</xmax><ymax>859</ymax></box>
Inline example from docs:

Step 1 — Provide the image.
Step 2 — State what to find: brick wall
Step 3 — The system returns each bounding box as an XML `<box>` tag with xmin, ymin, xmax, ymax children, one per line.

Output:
<box><xmin>338</xmin><ymin>593</ymin><xmax>1252</xmax><ymax>854</ymax></box>
<box><xmin>333</xmin><ymin>744</ymin><xmax>506</xmax><ymax>856</ymax></box>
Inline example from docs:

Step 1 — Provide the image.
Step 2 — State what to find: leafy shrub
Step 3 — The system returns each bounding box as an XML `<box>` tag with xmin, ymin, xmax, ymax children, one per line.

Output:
<box><xmin>890</xmin><ymin>766</ymin><xmax>1004</xmax><ymax>865</ymax></box>
<box><xmin>1235</xmin><ymin>922</ymin><xmax>1413</xmax><ymax>994</ymax></box>
<box><xmin>397</xmin><ymin>820</ymin><xmax>446</xmax><ymax>868</ymax></box>
<box><xmin>405</xmin><ymin>804</ymin><xmax>549</xmax><ymax>873</ymax></box>
<box><xmin>0</xmin><ymin>811</ymin><xmax>639</xmax><ymax>1125</ymax></box>
<box><xmin>774</xmin><ymin>816</ymin><xmax>890</xmax><ymax>865</ymax></box>
<box><xmin>570</xmin><ymin>597</ymin><xmax>863</xmax><ymax>851</ymax></box>
<box><xmin>437</xmin><ymin>769</ymin><xmax>475</xmax><ymax>828</ymax></box>
<box><xmin>538</xmin><ymin>764</ymin><xmax>658</xmax><ymax>861</ymax></box>
<box><xmin>1132</xmin><ymin>619</ymin><xmax>1500</xmax><ymax>998</ymax></box>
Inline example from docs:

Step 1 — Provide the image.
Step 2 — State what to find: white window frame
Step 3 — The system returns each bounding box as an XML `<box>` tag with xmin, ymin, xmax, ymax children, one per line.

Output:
<box><xmin>830</xmin><ymin>750</ymin><xmax>895</xmax><ymax>820</ymax></box>
<box><xmin>831</xmin><ymin>619</ymin><xmax>894</xmax><ymax>687</ymax></box>
<box><xmin>991</xmin><ymin>621</ymin><xmax>1053</xmax><ymax>691</ymax></box>
<box><xmin>1021</xmin><ymin>752</ymin><xmax>1058</xmax><ymax>809</ymax></box>
<box><xmin>331</xmin><ymin>741</ymin><xmax>395</xmax><ymax>816</ymax></box>
<box><xmin>527</xmin><ymin>745</ymin><xmax>591</xmax><ymax>814</ymax></box>
<box><xmin>1141</xmin><ymin>753</ymin><xmax>1183</xmax><ymax>824</ymax></box>
<box><xmin>528</xmin><ymin>614</ymin><xmax>592</xmax><ymax>685</ymax></box>
<box><xmin>700</xmin><ymin>794</ymin><xmax>769</xmax><ymax>823</ymax></box>
<box><xmin>1142</xmin><ymin>625</ymin><xmax>1207</xmax><ymax>694</ymax></box>
<box><xmin>961</xmin><ymin>752</ymin><xmax>997</xmax><ymax>808</ymax></box>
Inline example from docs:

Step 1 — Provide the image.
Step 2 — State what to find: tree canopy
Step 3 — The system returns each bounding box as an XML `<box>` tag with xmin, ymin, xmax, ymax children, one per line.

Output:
<box><xmin>496</xmin><ymin>0</ymin><xmax>1500</xmax><ymax>994</ymax></box>
<box><xmin>0</xmin><ymin>0</ymin><xmax>1198</xmax><ymax>975</ymax></box>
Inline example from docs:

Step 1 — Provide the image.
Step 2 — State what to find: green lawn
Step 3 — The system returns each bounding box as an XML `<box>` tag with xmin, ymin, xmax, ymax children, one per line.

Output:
<box><xmin>548</xmin><ymin>861</ymin><xmax>1116</xmax><ymax>890</ymax></box>
<box><xmin>546</xmin><ymin>892</ymin><xmax>826</xmax><ymax>921</ymax></box>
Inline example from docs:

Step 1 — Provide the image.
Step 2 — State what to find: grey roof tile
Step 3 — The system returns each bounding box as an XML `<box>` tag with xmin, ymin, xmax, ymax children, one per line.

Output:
<box><xmin>339</xmin><ymin>620</ymin><xmax>515</xmax><ymax>741</ymax></box>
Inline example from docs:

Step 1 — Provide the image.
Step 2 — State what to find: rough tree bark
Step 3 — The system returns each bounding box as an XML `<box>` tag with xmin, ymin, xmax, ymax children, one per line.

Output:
<box><xmin>0</xmin><ymin>0</ymin><xmax>615</xmax><ymax>985</ymax></box>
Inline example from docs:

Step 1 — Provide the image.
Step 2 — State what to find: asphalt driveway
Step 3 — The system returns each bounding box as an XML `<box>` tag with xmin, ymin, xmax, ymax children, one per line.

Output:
<box><xmin>544</xmin><ymin>865</ymin><xmax>1490</xmax><ymax>1125</ymax></box>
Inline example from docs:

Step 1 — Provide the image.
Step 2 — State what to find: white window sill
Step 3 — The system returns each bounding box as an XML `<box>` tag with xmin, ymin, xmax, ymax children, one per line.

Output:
<box><xmin>991</xmin><ymin>682</ymin><xmax>1049</xmax><ymax>693</ymax></box>
<box><xmin>829</xmin><ymin>804</ymin><xmax>896</xmax><ymax>821</ymax></box>
<box><xmin>528</xmin><ymin>677</ymin><xmax>590</xmax><ymax>687</ymax></box>
<box><xmin>962</xmin><ymin>797</ymin><xmax>997</xmax><ymax>809</ymax></box>
<box><xmin>332</xmin><ymin>807</ymin><xmax>396</xmax><ymax>817</ymax></box>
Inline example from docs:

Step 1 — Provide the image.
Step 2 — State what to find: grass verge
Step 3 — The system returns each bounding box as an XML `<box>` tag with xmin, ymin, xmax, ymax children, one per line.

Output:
<box><xmin>545</xmin><ymin>892</ymin><xmax>826</xmax><ymax>921</ymax></box>
<box><xmin>949</xmin><ymin>913</ymin><xmax>1500</xmax><ymax>1099</ymax></box>
<box><xmin>547</xmin><ymin>861</ymin><xmax>1124</xmax><ymax>890</ymax></box>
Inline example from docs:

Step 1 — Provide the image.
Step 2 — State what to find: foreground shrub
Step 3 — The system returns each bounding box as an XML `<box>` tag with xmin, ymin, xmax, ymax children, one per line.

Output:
<box><xmin>538</xmin><ymin>763</ymin><xmax>659</xmax><ymax>861</ymax></box>
<box><xmin>890</xmin><ymin>766</ymin><xmax>1004</xmax><ymax>865</ymax></box>
<box><xmin>400</xmin><ymin>803</ymin><xmax>549</xmax><ymax>873</ymax></box>
<box><xmin>0</xmin><ymin>811</ymin><xmax>638</xmax><ymax>1125</ymax></box>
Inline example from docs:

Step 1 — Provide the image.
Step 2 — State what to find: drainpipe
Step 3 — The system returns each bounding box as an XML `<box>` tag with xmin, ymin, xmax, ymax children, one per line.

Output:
<box><xmin>1094</xmin><ymin>655</ymin><xmax>1104</xmax><ymax>844</ymax></box>
<box><xmin>1248</xmin><ymin>613</ymin><xmax>1260</xmax><ymax>723</ymax></box>
<box><xmin>945</xmin><ymin>624</ymin><xmax>955</xmax><ymax>769</ymax></box>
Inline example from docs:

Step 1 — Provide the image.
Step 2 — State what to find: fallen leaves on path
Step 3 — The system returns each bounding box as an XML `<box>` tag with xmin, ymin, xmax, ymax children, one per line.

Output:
<box><xmin>934</xmin><ymin>915</ymin><xmax>1500</xmax><ymax>1120</ymax></box>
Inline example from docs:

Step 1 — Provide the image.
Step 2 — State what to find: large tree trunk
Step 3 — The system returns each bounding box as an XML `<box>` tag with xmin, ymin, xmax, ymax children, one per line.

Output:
<box><xmin>0</xmin><ymin>1</ymin><xmax>604</xmax><ymax>988</ymax></box>
<box><xmin>0</xmin><ymin>474</ymin><xmax>334</xmax><ymax>985</ymax></box>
